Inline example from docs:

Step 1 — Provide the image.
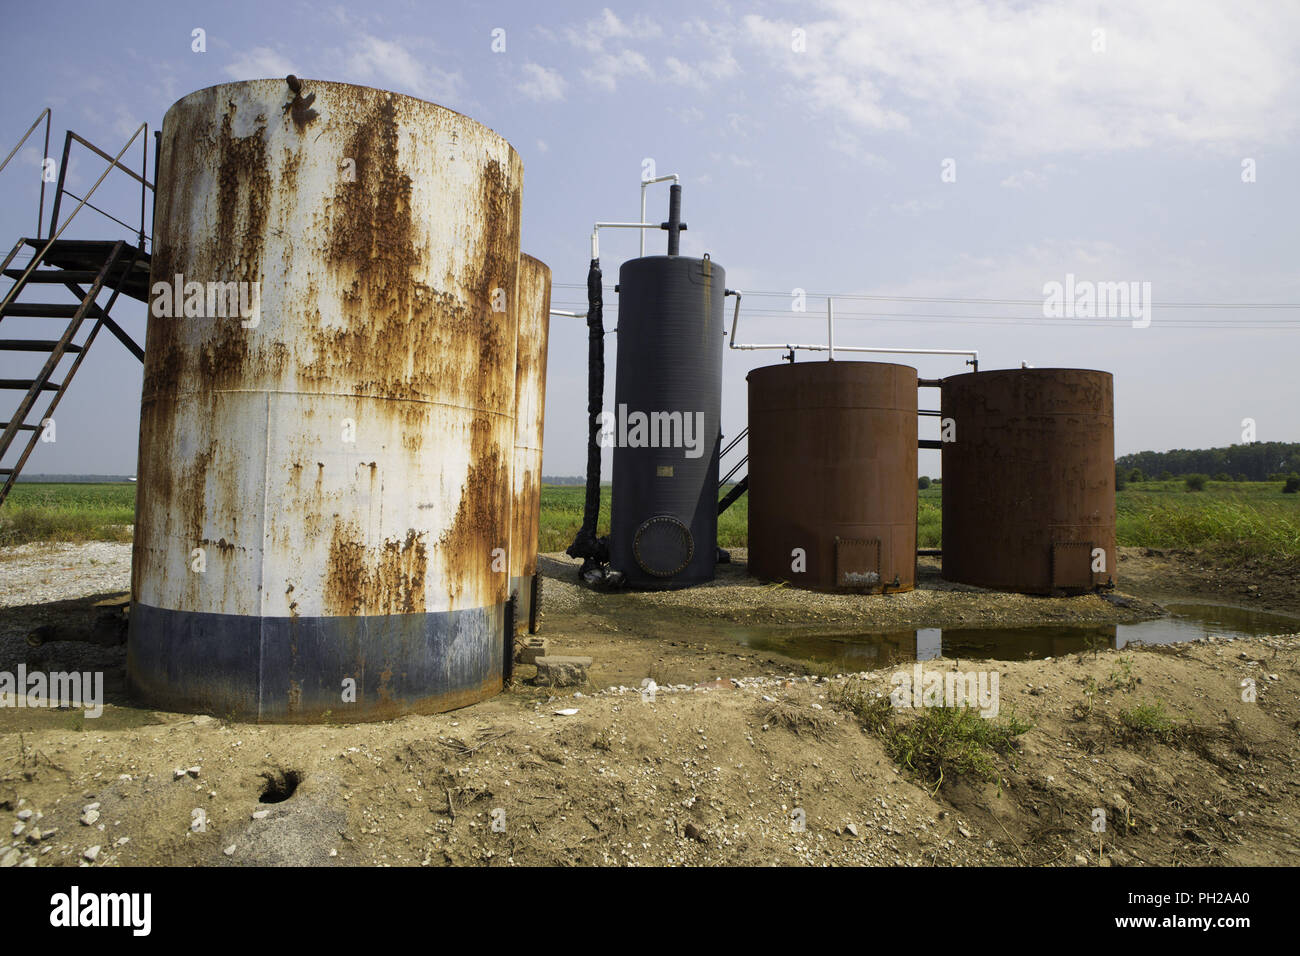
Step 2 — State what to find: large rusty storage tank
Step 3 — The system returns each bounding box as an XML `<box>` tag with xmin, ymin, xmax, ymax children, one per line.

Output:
<box><xmin>128</xmin><ymin>79</ymin><xmax>524</xmax><ymax>721</ymax></box>
<box><xmin>508</xmin><ymin>254</ymin><xmax>551</xmax><ymax>637</ymax></box>
<box><xmin>609</xmin><ymin>255</ymin><xmax>725</xmax><ymax>588</ymax></box>
<box><xmin>940</xmin><ymin>368</ymin><xmax>1116</xmax><ymax>594</ymax></box>
<box><xmin>748</xmin><ymin>361</ymin><xmax>918</xmax><ymax>592</ymax></box>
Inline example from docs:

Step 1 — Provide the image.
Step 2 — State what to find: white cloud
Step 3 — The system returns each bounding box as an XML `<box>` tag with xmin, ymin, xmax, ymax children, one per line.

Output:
<box><xmin>1001</xmin><ymin>168</ymin><xmax>1049</xmax><ymax>189</ymax></box>
<box><xmin>566</xmin><ymin>8</ymin><xmax>661</xmax><ymax>53</ymax></box>
<box><xmin>518</xmin><ymin>63</ymin><xmax>567</xmax><ymax>102</ymax></box>
<box><xmin>536</xmin><ymin>139</ymin><xmax>549</xmax><ymax>153</ymax></box>
<box><xmin>742</xmin><ymin>1</ymin><xmax>1300</xmax><ymax>158</ymax></box>
<box><xmin>344</xmin><ymin>34</ymin><xmax>461</xmax><ymax>103</ymax></box>
<box><xmin>225</xmin><ymin>46</ymin><xmax>297</xmax><ymax>81</ymax></box>
<box><xmin>582</xmin><ymin>49</ymin><xmax>651</xmax><ymax>93</ymax></box>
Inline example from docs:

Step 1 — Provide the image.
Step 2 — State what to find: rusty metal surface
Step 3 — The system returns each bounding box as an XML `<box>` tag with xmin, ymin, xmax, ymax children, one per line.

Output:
<box><xmin>747</xmin><ymin>361</ymin><xmax>918</xmax><ymax>593</ymax></box>
<box><xmin>940</xmin><ymin>368</ymin><xmax>1116</xmax><ymax>594</ymax></box>
<box><xmin>509</xmin><ymin>253</ymin><xmax>551</xmax><ymax>635</ymax></box>
<box><xmin>128</xmin><ymin>79</ymin><xmax>524</xmax><ymax>721</ymax></box>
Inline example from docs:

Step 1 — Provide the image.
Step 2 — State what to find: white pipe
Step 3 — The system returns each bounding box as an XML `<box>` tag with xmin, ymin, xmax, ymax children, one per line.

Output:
<box><xmin>640</xmin><ymin>173</ymin><xmax>679</xmax><ymax>256</ymax></box>
<box><xmin>827</xmin><ymin>298</ymin><xmax>834</xmax><ymax>361</ymax></box>
<box><xmin>728</xmin><ymin>293</ymin><xmax>978</xmax><ymax>368</ymax></box>
<box><xmin>550</xmin><ymin>309</ymin><xmax>587</xmax><ymax>318</ymax></box>
<box><xmin>591</xmin><ymin>221</ymin><xmax>661</xmax><ymax>260</ymax></box>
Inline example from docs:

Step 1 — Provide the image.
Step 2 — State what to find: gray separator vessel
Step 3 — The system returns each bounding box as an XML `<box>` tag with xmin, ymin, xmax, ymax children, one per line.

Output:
<box><xmin>609</xmin><ymin>254</ymin><xmax>726</xmax><ymax>588</ymax></box>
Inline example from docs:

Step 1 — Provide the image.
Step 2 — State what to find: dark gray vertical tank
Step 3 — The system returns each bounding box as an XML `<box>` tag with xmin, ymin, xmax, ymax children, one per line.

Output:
<box><xmin>610</xmin><ymin>254</ymin><xmax>726</xmax><ymax>588</ymax></box>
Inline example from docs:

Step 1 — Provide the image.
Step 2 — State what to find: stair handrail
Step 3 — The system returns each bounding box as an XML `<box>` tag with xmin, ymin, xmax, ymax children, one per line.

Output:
<box><xmin>0</xmin><ymin>108</ymin><xmax>52</xmax><ymax>238</ymax></box>
<box><xmin>0</xmin><ymin>123</ymin><xmax>148</xmax><ymax>319</ymax></box>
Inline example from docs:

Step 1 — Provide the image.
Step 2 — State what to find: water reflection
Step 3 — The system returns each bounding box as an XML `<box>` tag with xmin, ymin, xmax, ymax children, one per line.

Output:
<box><xmin>728</xmin><ymin>603</ymin><xmax>1298</xmax><ymax>671</ymax></box>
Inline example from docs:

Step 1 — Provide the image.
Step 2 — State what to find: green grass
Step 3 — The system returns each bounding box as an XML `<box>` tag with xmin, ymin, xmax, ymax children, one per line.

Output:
<box><xmin>1116</xmin><ymin>480</ymin><xmax>1300</xmax><ymax>562</ymax></box>
<box><xmin>538</xmin><ymin>483</ymin><xmax>749</xmax><ymax>553</ymax></box>
<box><xmin>829</xmin><ymin>677</ymin><xmax>1031</xmax><ymax>792</ymax></box>
<box><xmin>0</xmin><ymin>482</ymin><xmax>136</xmax><ymax>546</ymax></box>
<box><xmin>1118</xmin><ymin>700</ymin><xmax>1177</xmax><ymax>741</ymax></box>
<box><xmin>4</xmin><ymin>478</ymin><xmax>1297</xmax><ymax>566</ymax></box>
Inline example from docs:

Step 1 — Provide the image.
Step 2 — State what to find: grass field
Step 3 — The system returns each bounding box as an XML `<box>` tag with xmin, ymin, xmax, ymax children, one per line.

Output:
<box><xmin>3</xmin><ymin>479</ymin><xmax>1297</xmax><ymax>563</ymax></box>
<box><xmin>0</xmin><ymin>482</ymin><xmax>135</xmax><ymax>546</ymax></box>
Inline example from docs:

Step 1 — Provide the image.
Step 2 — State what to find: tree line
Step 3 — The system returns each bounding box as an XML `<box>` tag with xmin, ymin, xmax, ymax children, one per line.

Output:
<box><xmin>1116</xmin><ymin>442</ymin><xmax>1300</xmax><ymax>482</ymax></box>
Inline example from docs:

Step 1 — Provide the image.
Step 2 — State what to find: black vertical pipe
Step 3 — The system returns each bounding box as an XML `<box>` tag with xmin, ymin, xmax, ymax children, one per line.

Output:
<box><xmin>566</xmin><ymin>257</ymin><xmax>606</xmax><ymax>568</ymax></box>
<box><xmin>665</xmin><ymin>184</ymin><xmax>682</xmax><ymax>255</ymax></box>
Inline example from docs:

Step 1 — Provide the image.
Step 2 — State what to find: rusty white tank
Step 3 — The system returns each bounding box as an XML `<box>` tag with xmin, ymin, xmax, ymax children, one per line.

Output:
<box><xmin>128</xmin><ymin>79</ymin><xmax>524</xmax><ymax>721</ymax></box>
<box><xmin>508</xmin><ymin>254</ymin><xmax>551</xmax><ymax>641</ymax></box>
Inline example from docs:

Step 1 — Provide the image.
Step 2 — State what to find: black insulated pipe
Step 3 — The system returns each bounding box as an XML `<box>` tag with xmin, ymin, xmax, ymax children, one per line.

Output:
<box><xmin>566</xmin><ymin>257</ymin><xmax>609</xmax><ymax>571</ymax></box>
<box><xmin>662</xmin><ymin>183</ymin><xmax>685</xmax><ymax>255</ymax></box>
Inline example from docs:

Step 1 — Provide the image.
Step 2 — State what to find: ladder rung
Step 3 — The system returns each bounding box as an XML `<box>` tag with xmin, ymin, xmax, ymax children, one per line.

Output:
<box><xmin>4</xmin><ymin>268</ymin><xmax>103</xmax><ymax>283</ymax></box>
<box><xmin>1</xmin><ymin>302</ymin><xmax>83</xmax><ymax>318</ymax></box>
<box><xmin>0</xmin><ymin>422</ymin><xmax>39</xmax><ymax>431</ymax></box>
<box><xmin>0</xmin><ymin>339</ymin><xmax>82</xmax><ymax>352</ymax></box>
<box><xmin>0</xmin><ymin>379</ymin><xmax>60</xmax><ymax>391</ymax></box>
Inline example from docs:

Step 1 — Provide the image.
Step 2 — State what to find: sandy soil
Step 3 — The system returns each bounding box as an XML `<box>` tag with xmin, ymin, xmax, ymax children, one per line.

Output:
<box><xmin>0</xmin><ymin>544</ymin><xmax>1296</xmax><ymax>867</ymax></box>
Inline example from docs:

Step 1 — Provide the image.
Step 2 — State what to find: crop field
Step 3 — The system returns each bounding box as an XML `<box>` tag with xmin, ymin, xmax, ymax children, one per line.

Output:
<box><xmin>0</xmin><ymin>482</ymin><xmax>135</xmax><ymax>547</ymax></box>
<box><xmin>3</xmin><ymin>479</ymin><xmax>1297</xmax><ymax>563</ymax></box>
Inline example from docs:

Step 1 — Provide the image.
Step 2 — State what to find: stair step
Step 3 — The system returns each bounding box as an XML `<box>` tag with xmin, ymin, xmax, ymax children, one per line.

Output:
<box><xmin>4</xmin><ymin>268</ymin><xmax>104</xmax><ymax>283</ymax></box>
<box><xmin>0</xmin><ymin>339</ymin><xmax>82</xmax><ymax>352</ymax></box>
<box><xmin>0</xmin><ymin>423</ymin><xmax>39</xmax><ymax>431</ymax></box>
<box><xmin>0</xmin><ymin>379</ymin><xmax>59</xmax><ymax>391</ymax></box>
<box><xmin>1</xmin><ymin>303</ymin><xmax>84</xmax><ymax>318</ymax></box>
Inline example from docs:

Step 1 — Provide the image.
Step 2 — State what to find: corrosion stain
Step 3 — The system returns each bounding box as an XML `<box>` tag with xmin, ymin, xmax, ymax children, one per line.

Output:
<box><xmin>325</xmin><ymin>524</ymin><xmax>429</xmax><ymax>616</ymax></box>
<box><xmin>438</xmin><ymin>414</ymin><xmax>510</xmax><ymax>605</ymax></box>
<box><xmin>192</xmin><ymin>109</ymin><xmax>272</xmax><ymax>390</ymax></box>
<box><xmin>283</xmin><ymin>89</ymin><xmax>319</xmax><ymax>132</ymax></box>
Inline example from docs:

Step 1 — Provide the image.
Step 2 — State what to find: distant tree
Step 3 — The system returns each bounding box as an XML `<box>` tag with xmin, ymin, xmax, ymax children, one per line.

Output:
<box><xmin>918</xmin><ymin>476</ymin><xmax>931</xmax><ymax>490</ymax></box>
<box><xmin>1214</xmin><ymin>472</ymin><xmax>1232</xmax><ymax>482</ymax></box>
<box><xmin>1185</xmin><ymin>474</ymin><xmax>1208</xmax><ymax>491</ymax></box>
<box><xmin>1234</xmin><ymin>473</ymin><xmax>1249</xmax><ymax>482</ymax></box>
<box><xmin>1127</xmin><ymin>468</ymin><xmax>1144</xmax><ymax>482</ymax></box>
<box><xmin>933</xmin><ymin>478</ymin><xmax>942</xmax><ymax>485</ymax></box>
<box><xmin>1285</xmin><ymin>476</ymin><xmax>1300</xmax><ymax>494</ymax></box>
<box><xmin>1115</xmin><ymin>467</ymin><xmax>1127</xmax><ymax>491</ymax></box>
<box><xmin>1159</xmin><ymin>471</ymin><xmax>1174</xmax><ymax>481</ymax></box>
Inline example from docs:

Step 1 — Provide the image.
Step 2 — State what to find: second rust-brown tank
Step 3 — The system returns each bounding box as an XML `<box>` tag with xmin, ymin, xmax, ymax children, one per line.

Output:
<box><xmin>747</xmin><ymin>361</ymin><xmax>917</xmax><ymax>592</ymax></box>
<box><xmin>940</xmin><ymin>368</ymin><xmax>1116</xmax><ymax>594</ymax></box>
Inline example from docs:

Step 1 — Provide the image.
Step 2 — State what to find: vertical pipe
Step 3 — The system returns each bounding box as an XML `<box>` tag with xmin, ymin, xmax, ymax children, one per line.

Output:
<box><xmin>666</xmin><ymin>183</ymin><xmax>682</xmax><ymax>256</ymax></box>
<box><xmin>827</xmin><ymin>297</ymin><xmax>835</xmax><ymax>361</ymax></box>
<box><xmin>37</xmin><ymin>112</ymin><xmax>49</xmax><ymax>238</ymax></box>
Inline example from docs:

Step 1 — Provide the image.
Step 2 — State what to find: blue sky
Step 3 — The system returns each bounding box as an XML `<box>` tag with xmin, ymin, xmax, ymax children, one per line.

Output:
<box><xmin>1</xmin><ymin>0</ymin><xmax>1297</xmax><ymax>478</ymax></box>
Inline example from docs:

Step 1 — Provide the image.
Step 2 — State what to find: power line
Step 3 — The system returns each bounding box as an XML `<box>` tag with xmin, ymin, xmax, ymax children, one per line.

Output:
<box><xmin>552</xmin><ymin>282</ymin><xmax>1300</xmax><ymax>310</ymax></box>
<box><xmin>547</xmin><ymin>300</ymin><xmax>1300</xmax><ymax>329</ymax></box>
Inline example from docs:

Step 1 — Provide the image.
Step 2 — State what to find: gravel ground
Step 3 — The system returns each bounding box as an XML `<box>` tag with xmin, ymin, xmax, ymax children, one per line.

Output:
<box><xmin>0</xmin><ymin>542</ymin><xmax>132</xmax><ymax>608</ymax></box>
<box><xmin>538</xmin><ymin>549</ymin><xmax>1164</xmax><ymax>630</ymax></box>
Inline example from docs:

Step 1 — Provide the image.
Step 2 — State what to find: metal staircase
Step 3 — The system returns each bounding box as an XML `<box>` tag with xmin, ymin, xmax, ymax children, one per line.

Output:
<box><xmin>0</xmin><ymin>111</ymin><xmax>152</xmax><ymax>504</ymax></box>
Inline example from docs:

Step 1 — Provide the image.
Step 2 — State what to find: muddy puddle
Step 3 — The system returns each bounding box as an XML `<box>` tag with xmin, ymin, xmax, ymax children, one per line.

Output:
<box><xmin>712</xmin><ymin>603</ymin><xmax>1300</xmax><ymax>671</ymax></box>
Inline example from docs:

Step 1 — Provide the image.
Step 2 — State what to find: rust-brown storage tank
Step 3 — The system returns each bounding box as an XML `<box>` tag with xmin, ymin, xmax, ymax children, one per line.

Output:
<box><xmin>127</xmin><ymin>79</ymin><xmax>524</xmax><ymax>721</ymax></box>
<box><xmin>508</xmin><ymin>254</ymin><xmax>551</xmax><ymax>638</ymax></box>
<box><xmin>748</xmin><ymin>361</ymin><xmax>918</xmax><ymax>592</ymax></box>
<box><xmin>940</xmin><ymin>368</ymin><xmax>1116</xmax><ymax>594</ymax></box>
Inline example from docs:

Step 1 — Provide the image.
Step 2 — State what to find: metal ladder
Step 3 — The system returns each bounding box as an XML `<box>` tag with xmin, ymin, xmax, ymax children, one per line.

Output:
<box><xmin>0</xmin><ymin>111</ymin><xmax>152</xmax><ymax>505</ymax></box>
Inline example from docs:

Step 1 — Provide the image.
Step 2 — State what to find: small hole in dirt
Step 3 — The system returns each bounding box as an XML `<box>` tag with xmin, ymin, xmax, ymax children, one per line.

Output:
<box><xmin>259</xmin><ymin>770</ymin><xmax>302</xmax><ymax>804</ymax></box>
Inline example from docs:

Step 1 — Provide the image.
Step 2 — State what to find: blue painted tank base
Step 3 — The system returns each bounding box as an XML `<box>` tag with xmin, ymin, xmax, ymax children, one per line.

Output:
<box><xmin>126</xmin><ymin>602</ymin><xmax>505</xmax><ymax>722</ymax></box>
